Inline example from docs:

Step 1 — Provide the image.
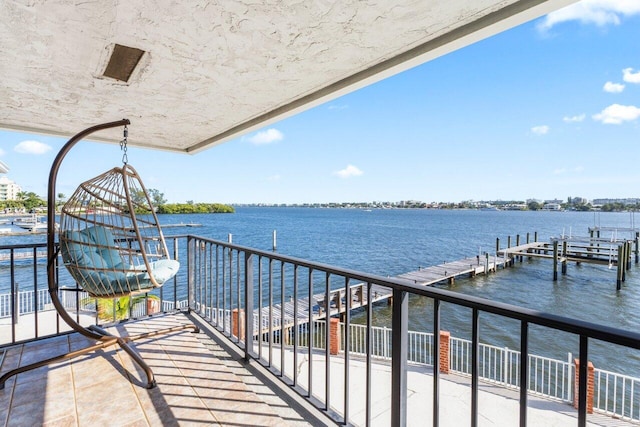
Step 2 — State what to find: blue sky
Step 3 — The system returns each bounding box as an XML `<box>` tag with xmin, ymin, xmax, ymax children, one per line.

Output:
<box><xmin>2</xmin><ymin>0</ymin><xmax>640</xmax><ymax>204</ymax></box>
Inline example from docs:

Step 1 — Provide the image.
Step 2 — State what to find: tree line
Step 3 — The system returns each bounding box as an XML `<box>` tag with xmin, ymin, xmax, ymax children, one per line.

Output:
<box><xmin>0</xmin><ymin>191</ymin><xmax>47</xmax><ymax>212</ymax></box>
<box><xmin>0</xmin><ymin>189</ymin><xmax>234</xmax><ymax>214</ymax></box>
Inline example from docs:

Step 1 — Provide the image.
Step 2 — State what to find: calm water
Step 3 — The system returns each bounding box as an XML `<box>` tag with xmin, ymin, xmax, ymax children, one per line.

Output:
<box><xmin>3</xmin><ymin>207</ymin><xmax>640</xmax><ymax>374</ymax></box>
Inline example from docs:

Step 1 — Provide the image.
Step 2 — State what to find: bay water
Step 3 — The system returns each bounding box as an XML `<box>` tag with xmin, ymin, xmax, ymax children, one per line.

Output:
<box><xmin>2</xmin><ymin>207</ymin><xmax>639</xmax><ymax>375</ymax></box>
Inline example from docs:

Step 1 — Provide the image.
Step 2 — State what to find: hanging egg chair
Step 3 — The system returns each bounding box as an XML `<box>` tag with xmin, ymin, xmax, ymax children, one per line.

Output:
<box><xmin>0</xmin><ymin>120</ymin><xmax>196</xmax><ymax>391</ymax></box>
<box><xmin>59</xmin><ymin>164</ymin><xmax>179</xmax><ymax>298</ymax></box>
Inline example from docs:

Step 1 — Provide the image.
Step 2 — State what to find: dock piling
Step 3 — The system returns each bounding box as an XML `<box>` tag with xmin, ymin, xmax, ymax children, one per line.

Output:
<box><xmin>617</xmin><ymin>245</ymin><xmax>623</xmax><ymax>290</ymax></box>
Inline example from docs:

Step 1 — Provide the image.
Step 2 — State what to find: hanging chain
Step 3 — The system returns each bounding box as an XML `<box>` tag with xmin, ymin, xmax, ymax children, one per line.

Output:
<box><xmin>119</xmin><ymin>125</ymin><xmax>129</xmax><ymax>165</ymax></box>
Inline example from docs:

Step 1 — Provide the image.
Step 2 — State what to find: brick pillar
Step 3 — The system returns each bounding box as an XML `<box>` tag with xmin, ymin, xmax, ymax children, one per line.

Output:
<box><xmin>329</xmin><ymin>317</ymin><xmax>340</xmax><ymax>355</ymax></box>
<box><xmin>574</xmin><ymin>359</ymin><xmax>594</xmax><ymax>414</ymax></box>
<box><xmin>232</xmin><ymin>308</ymin><xmax>245</xmax><ymax>340</ymax></box>
<box><xmin>146</xmin><ymin>298</ymin><xmax>160</xmax><ymax>315</ymax></box>
<box><xmin>439</xmin><ymin>331</ymin><xmax>450</xmax><ymax>374</ymax></box>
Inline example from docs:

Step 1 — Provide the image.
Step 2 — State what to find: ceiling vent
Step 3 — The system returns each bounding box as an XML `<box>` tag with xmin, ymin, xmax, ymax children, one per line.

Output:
<box><xmin>102</xmin><ymin>44</ymin><xmax>145</xmax><ymax>82</ymax></box>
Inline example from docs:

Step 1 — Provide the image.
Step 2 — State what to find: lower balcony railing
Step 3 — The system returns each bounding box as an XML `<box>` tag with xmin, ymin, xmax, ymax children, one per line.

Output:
<box><xmin>2</xmin><ymin>236</ymin><xmax>640</xmax><ymax>427</ymax></box>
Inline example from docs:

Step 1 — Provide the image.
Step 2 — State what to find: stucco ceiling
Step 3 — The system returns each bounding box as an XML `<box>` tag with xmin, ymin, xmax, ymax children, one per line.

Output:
<box><xmin>0</xmin><ymin>0</ymin><xmax>575</xmax><ymax>153</ymax></box>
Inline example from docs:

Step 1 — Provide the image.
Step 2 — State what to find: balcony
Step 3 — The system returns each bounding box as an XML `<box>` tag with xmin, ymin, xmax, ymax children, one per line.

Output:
<box><xmin>1</xmin><ymin>235</ymin><xmax>640</xmax><ymax>426</ymax></box>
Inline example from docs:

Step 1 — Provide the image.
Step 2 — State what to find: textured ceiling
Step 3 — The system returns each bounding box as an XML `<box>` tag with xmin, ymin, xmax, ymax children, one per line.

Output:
<box><xmin>0</xmin><ymin>0</ymin><xmax>575</xmax><ymax>153</ymax></box>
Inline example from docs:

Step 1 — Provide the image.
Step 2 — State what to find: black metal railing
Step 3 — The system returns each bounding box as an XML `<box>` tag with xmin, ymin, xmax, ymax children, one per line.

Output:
<box><xmin>3</xmin><ymin>236</ymin><xmax>640</xmax><ymax>427</ymax></box>
<box><xmin>185</xmin><ymin>235</ymin><xmax>640</xmax><ymax>427</ymax></box>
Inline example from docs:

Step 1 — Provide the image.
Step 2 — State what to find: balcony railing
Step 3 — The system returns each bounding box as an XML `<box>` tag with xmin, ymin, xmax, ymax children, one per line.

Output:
<box><xmin>2</xmin><ymin>235</ymin><xmax>640</xmax><ymax>427</ymax></box>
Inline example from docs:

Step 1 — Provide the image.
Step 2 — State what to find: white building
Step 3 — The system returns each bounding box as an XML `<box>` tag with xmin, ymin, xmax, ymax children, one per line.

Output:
<box><xmin>0</xmin><ymin>176</ymin><xmax>21</xmax><ymax>201</ymax></box>
<box><xmin>0</xmin><ymin>160</ymin><xmax>21</xmax><ymax>201</ymax></box>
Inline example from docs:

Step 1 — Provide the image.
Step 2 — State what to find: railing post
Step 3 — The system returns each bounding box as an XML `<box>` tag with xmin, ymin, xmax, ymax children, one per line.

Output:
<box><xmin>567</xmin><ymin>352</ymin><xmax>573</xmax><ymax>402</ymax></box>
<box><xmin>553</xmin><ymin>240</ymin><xmax>559</xmax><ymax>281</ymax></box>
<box><xmin>577</xmin><ymin>336</ymin><xmax>590</xmax><ymax>427</ymax></box>
<box><xmin>471</xmin><ymin>309</ymin><xmax>479</xmax><ymax>427</ymax></box>
<box><xmin>519</xmin><ymin>322</ymin><xmax>529</xmax><ymax>427</ymax></box>
<box><xmin>391</xmin><ymin>289</ymin><xmax>408</xmax><ymax>427</ymax></box>
<box><xmin>433</xmin><ymin>299</ymin><xmax>440</xmax><ymax>427</ymax></box>
<box><xmin>503</xmin><ymin>346</ymin><xmax>508</xmax><ymax>384</ymax></box>
<box><xmin>187</xmin><ymin>236</ymin><xmax>195</xmax><ymax>311</ymax></box>
<box><xmin>244</xmin><ymin>252</ymin><xmax>254</xmax><ymax>361</ymax></box>
<box><xmin>12</xmin><ymin>282</ymin><xmax>19</xmax><ymax>325</ymax></box>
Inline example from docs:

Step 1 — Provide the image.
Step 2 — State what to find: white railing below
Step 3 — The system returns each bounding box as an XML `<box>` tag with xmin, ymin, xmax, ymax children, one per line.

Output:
<box><xmin>340</xmin><ymin>323</ymin><xmax>638</xmax><ymax>422</ymax></box>
<box><xmin>595</xmin><ymin>367</ymin><xmax>640</xmax><ymax>422</ymax></box>
<box><xmin>0</xmin><ymin>288</ymin><xmax>188</xmax><ymax>321</ymax></box>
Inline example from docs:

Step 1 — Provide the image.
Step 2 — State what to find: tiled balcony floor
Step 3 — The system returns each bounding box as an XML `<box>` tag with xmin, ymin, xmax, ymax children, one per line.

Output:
<box><xmin>0</xmin><ymin>313</ymin><xmax>325</xmax><ymax>426</ymax></box>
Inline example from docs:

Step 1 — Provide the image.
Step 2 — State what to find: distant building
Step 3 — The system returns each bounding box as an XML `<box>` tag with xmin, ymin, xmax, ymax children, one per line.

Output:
<box><xmin>592</xmin><ymin>198</ymin><xmax>640</xmax><ymax>206</ymax></box>
<box><xmin>542</xmin><ymin>203</ymin><xmax>562</xmax><ymax>211</ymax></box>
<box><xmin>544</xmin><ymin>198</ymin><xmax>564</xmax><ymax>205</ymax></box>
<box><xmin>571</xmin><ymin>197</ymin><xmax>589</xmax><ymax>205</ymax></box>
<box><xmin>503</xmin><ymin>203</ymin><xmax>526</xmax><ymax>210</ymax></box>
<box><xmin>0</xmin><ymin>176</ymin><xmax>21</xmax><ymax>201</ymax></box>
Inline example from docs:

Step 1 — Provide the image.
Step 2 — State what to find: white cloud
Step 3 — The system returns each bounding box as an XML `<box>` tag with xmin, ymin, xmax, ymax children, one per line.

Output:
<box><xmin>14</xmin><ymin>140</ymin><xmax>52</xmax><ymax>154</ymax></box>
<box><xmin>593</xmin><ymin>104</ymin><xmax>640</xmax><ymax>124</ymax></box>
<box><xmin>603</xmin><ymin>81</ymin><xmax>625</xmax><ymax>93</ymax></box>
<box><xmin>334</xmin><ymin>165</ymin><xmax>363</xmax><ymax>178</ymax></box>
<box><xmin>554</xmin><ymin>166</ymin><xmax>583</xmax><ymax>175</ymax></box>
<box><xmin>538</xmin><ymin>0</ymin><xmax>640</xmax><ymax>31</ymax></box>
<box><xmin>0</xmin><ymin>148</ymin><xmax>5</xmax><ymax>156</ymax></box>
<box><xmin>623</xmin><ymin>67</ymin><xmax>640</xmax><ymax>84</ymax></box>
<box><xmin>267</xmin><ymin>174</ymin><xmax>281</xmax><ymax>182</ymax></box>
<box><xmin>563</xmin><ymin>114</ymin><xmax>586</xmax><ymax>123</ymax></box>
<box><xmin>247</xmin><ymin>128</ymin><xmax>283</xmax><ymax>145</ymax></box>
<box><xmin>531</xmin><ymin>125</ymin><xmax>550</xmax><ymax>135</ymax></box>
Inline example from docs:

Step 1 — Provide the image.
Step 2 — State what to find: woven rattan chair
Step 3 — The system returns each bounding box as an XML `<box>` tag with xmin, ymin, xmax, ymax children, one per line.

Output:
<box><xmin>59</xmin><ymin>164</ymin><xmax>179</xmax><ymax>298</ymax></box>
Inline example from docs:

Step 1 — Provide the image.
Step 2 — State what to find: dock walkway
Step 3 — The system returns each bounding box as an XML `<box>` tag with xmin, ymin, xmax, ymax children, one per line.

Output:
<box><xmin>397</xmin><ymin>255</ymin><xmax>507</xmax><ymax>286</ymax></box>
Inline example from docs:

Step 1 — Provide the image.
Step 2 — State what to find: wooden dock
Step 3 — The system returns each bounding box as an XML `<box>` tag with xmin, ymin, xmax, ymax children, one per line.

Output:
<box><xmin>253</xmin><ymin>253</ymin><xmax>512</xmax><ymax>333</ymax></box>
<box><xmin>252</xmin><ymin>282</ymin><xmax>394</xmax><ymax>334</ymax></box>
<box><xmin>497</xmin><ymin>236</ymin><xmax>638</xmax><ymax>289</ymax></box>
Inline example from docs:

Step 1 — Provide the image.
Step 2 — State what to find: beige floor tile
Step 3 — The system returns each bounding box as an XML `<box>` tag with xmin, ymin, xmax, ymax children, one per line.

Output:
<box><xmin>74</xmin><ymin>380</ymin><xmax>146</xmax><ymax>426</ymax></box>
<box><xmin>41</xmin><ymin>413</ymin><xmax>77</xmax><ymax>427</ymax></box>
<box><xmin>1</xmin><ymin>313</ymin><xmax>298</xmax><ymax>427</ymax></box>
<box><xmin>6</xmin><ymin>398</ymin><xmax>50</xmax><ymax>427</ymax></box>
<box><xmin>142</xmin><ymin>406</ymin><xmax>181</xmax><ymax>427</ymax></box>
